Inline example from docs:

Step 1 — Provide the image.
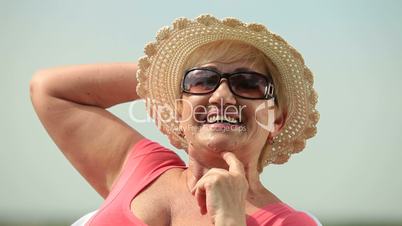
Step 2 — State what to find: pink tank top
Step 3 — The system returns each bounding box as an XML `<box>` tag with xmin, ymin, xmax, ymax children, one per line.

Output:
<box><xmin>86</xmin><ymin>138</ymin><xmax>318</xmax><ymax>226</ymax></box>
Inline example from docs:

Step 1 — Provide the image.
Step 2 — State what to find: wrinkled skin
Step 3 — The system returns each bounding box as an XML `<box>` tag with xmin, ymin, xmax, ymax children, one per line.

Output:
<box><xmin>179</xmin><ymin>61</ymin><xmax>282</xmax><ymax>225</ymax></box>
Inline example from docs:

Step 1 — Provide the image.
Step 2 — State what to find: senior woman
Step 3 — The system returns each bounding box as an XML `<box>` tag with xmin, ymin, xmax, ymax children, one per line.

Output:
<box><xmin>30</xmin><ymin>15</ymin><xmax>320</xmax><ymax>226</ymax></box>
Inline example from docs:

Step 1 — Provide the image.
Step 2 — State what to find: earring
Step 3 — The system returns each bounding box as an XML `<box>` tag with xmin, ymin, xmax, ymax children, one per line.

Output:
<box><xmin>178</xmin><ymin>127</ymin><xmax>185</xmax><ymax>138</ymax></box>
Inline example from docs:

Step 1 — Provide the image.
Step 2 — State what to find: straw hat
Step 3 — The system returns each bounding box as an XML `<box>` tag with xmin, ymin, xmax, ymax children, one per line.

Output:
<box><xmin>136</xmin><ymin>14</ymin><xmax>319</xmax><ymax>168</ymax></box>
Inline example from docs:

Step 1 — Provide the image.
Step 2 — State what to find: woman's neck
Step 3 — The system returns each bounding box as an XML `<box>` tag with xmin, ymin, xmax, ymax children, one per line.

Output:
<box><xmin>184</xmin><ymin>154</ymin><xmax>266</xmax><ymax>196</ymax></box>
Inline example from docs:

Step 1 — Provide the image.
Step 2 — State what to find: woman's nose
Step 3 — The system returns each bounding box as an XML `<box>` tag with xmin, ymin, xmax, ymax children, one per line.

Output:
<box><xmin>208</xmin><ymin>79</ymin><xmax>237</xmax><ymax>105</ymax></box>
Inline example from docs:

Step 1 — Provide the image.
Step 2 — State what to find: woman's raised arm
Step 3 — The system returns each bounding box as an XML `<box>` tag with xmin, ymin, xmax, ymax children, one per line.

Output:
<box><xmin>29</xmin><ymin>63</ymin><xmax>144</xmax><ymax>199</ymax></box>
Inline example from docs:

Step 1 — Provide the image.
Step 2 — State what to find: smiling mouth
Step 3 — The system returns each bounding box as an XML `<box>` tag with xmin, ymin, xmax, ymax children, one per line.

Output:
<box><xmin>206</xmin><ymin>115</ymin><xmax>241</xmax><ymax>125</ymax></box>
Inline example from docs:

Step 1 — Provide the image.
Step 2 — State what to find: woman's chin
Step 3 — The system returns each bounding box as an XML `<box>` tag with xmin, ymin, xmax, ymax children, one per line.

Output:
<box><xmin>186</xmin><ymin>124</ymin><xmax>247</xmax><ymax>153</ymax></box>
<box><xmin>203</xmin><ymin>133</ymin><xmax>240</xmax><ymax>153</ymax></box>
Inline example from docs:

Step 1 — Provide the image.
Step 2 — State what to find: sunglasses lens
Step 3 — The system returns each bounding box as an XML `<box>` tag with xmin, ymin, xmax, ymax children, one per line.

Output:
<box><xmin>229</xmin><ymin>73</ymin><xmax>268</xmax><ymax>98</ymax></box>
<box><xmin>183</xmin><ymin>69</ymin><xmax>274</xmax><ymax>99</ymax></box>
<box><xmin>183</xmin><ymin>69</ymin><xmax>220</xmax><ymax>94</ymax></box>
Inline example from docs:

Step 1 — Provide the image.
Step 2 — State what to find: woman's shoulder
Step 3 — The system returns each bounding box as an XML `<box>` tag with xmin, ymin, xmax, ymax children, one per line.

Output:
<box><xmin>108</xmin><ymin>137</ymin><xmax>186</xmax><ymax>194</ymax></box>
<box><xmin>280</xmin><ymin>210</ymin><xmax>322</xmax><ymax>226</ymax></box>
<box><xmin>128</xmin><ymin>137</ymin><xmax>183</xmax><ymax>157</ymax></box>
<box><xmin>248</xmin><ymin>191</ymin><xmax>321</xmax><ymax>226</ymax></box>
<box><xmin>124</xmin><ymin>137</ymin><xmax>186</xmax><ymax>167</ymax></box>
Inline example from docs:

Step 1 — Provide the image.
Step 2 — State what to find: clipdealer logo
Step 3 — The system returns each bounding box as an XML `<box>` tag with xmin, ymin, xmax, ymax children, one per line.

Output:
<box><xmin>128</xmin><ymin>98</ymin><xmax>275</xmax><ymax>132</ymax></box>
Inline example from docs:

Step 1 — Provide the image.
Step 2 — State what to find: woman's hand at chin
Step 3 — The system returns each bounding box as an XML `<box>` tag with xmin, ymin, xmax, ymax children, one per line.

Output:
<box><xmin>191</xmin><ymin>152</ymin><xmax>249</xmax><ymax>226</ymax></box>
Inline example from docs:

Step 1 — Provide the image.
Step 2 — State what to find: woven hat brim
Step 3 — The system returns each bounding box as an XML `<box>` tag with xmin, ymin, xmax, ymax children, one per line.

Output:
<box><xmin>136</xmin><ymin>15</ymin><xmax>319</xmax><ymax>167</ymax></box>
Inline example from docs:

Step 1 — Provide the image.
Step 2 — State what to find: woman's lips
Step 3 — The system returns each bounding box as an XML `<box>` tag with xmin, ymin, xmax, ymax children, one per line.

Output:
<box><xmin>193</xmin><ymin>105</ymin><xmax>245</xmax><ymax>125</ymax></box>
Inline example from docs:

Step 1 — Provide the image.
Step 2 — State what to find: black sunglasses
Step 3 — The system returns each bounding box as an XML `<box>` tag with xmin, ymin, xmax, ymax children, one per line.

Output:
<box><xmin>181</xmin><ymin>67</ymin><xmax>275</xmax><ymax>100</ymax></box>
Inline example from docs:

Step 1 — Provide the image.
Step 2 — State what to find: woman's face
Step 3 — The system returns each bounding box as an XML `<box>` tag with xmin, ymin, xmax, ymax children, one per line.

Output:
<box><xmin>179</xmin><ymin>60</ymin><xmax>276</xmax><ymax>165</ymax></box>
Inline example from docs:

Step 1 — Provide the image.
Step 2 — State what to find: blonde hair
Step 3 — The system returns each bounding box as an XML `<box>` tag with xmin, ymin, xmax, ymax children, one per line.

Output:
<box><xmin>182</xmin><ymin>40</ymin><xmax>288</xmax><ymax>171</ymax></box>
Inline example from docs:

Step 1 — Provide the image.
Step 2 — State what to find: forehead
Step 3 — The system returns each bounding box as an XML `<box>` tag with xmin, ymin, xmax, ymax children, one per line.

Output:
<box><xmin>199</xmin><ymin>60</ymin><xmax>267</xmax><ymax>74</ymax></box>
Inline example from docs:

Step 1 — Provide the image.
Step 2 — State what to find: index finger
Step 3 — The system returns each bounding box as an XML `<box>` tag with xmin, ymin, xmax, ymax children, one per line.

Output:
<box><xmin>221</xmin><ymin>152</ymin><xmax>245</xmax><ymax>175</ymax></box>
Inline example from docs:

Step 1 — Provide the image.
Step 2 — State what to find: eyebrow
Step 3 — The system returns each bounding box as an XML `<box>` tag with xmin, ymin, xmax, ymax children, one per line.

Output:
<box><xmin>233</xmin><ymin>67</ymin><xmax>257</xmax><ymax>73</ymax></box>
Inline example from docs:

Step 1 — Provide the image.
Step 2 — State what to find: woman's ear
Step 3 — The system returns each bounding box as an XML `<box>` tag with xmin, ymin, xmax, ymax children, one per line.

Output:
<box><xmin>271</xmin><ymin>108</ymin><xmax>287</xmax><ymax>137</ymax></box>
